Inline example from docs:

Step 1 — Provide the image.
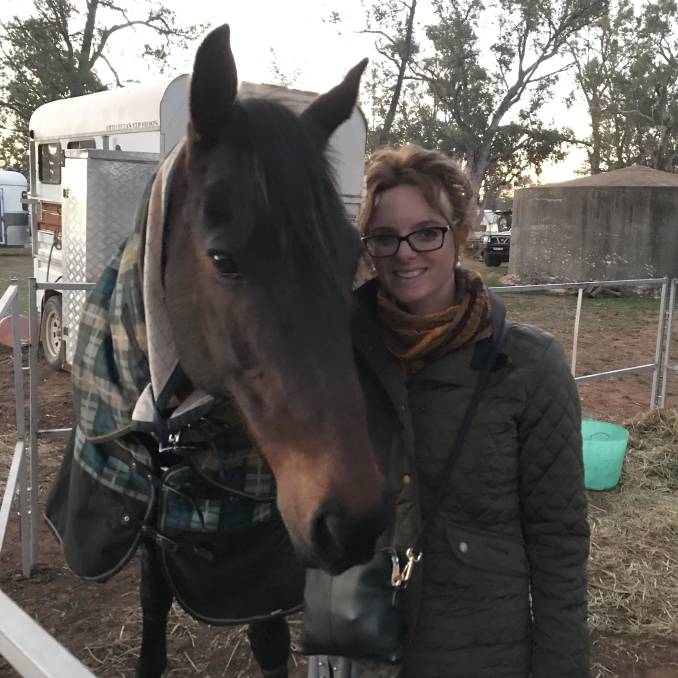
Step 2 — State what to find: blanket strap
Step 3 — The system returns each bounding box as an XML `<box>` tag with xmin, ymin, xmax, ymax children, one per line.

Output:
<box><xmin>136</xmin><ymin>520</ymin><xmax>215</xmax><ymax>562</ymax></box>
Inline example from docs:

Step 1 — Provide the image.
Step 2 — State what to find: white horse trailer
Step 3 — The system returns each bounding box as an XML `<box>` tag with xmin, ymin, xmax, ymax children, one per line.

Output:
<box><xmin>28</xmin><ymin>76</ymin><xmax>367</xmax><ymax>368</ymax></box>
<box><xmin>0</xmin><ymin>170</ymin><xmax>29</xmax><ymax>247</ymax></box>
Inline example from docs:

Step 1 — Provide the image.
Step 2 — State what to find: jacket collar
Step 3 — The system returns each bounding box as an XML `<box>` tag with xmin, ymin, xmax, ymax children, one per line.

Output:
<box><xmin>352</xmin><ymin>278</ymin><xmax>508</xmax><ymax>390</ymax></box>
<box><xmin>352</xmin><ymin>280</ymin><xmax>410</xmax><ymax>424</ymax></box>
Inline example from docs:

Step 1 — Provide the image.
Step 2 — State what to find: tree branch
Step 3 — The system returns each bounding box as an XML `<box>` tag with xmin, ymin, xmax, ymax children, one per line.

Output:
<box><xmin>79</xmin><ymin>0</ymin><xmax>100</xmax><ymax>82</ymax></box>
<box><xmin>358</xmin><ymin>28</ymin><xmax>398</xmax><ymax>47</ymax></box>
<box><xmin>374</xmin><ymin>44</ymin><xmax>402</xmax><ymax>70</ymax></box>
<box><xmin>90</xmin><ymin>17</ymin><xmax>167</xmax><ymax>67</ymax></box>
<box><xmin>379</xmin><ymin>0</ymin><xmax>417</xmax><ymax>143</ymax></box>
<box><xmin>44</xmin><ymin>0</ymin><xmax>75</xmax><ymax>60</ymax></box>
<box><xmin>98</xmin><ymin>52</ymin><xmax>123</xmax><ymax>87</ymax></box>
<box><xmin>617</xmin><ymin>108</ymin><xmax>658</xmax><ymax>125</ymax></box>
<box><xmin>529</xmin><ymin>60</ymin><xmax>575</xmax><ymax>82</ymax></box>
<box><xmin>0</xmin><ymin>101</ymin><xmax>28</xmax><ymax>118</ymax></box>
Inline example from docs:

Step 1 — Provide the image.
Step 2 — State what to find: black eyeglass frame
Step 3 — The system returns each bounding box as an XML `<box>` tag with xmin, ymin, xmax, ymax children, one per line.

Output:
<box><xmin>361</xmin><ymin>224</ymin><xmax>451</xmax><ymax>258</ymax></box>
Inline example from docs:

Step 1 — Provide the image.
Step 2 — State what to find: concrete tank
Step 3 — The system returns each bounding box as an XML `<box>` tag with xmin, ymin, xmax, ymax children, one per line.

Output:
<box><xmin>509</xmin><ymin>165</ymin><xmax>678</xmax><ymax>282</ymax></box>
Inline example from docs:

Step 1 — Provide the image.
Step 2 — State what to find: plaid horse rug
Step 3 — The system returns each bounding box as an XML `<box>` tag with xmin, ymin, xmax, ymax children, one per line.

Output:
<box><xmin>44</xmin><ymin>144</ymin><xmax>305</xmax><ymax>623</ymax></box>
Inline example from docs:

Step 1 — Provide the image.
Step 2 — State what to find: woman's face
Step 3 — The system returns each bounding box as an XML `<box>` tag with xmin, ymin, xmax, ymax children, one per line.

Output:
<box><xmin>366</xmin><ymin>184</ymin><xmax>456</xmax><ymax>316</ymax></box>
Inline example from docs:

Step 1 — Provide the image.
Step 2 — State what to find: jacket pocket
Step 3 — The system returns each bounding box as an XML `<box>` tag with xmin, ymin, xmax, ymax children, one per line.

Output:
<box><xmin>446</xmin><ymin>523</ymin><xmax>529</xmax><ymax>578</ymax></box>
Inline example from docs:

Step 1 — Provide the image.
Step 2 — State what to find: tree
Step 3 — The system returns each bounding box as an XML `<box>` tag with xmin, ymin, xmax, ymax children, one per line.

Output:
<box><xmin>413</xmin><ymin>0</ymin><xmax>607</xmax><ymax>192</ymax></box>
<box><xmin>569</xmin><ymin>1</ymin><xmax>636</xmax><ymax>173</ymax></box>
<box><xmin>327</xmin><ymin>0</ymin><xmax>603</xmax><ymax>199</ymax></box>
<box><xmin>326</xmin><ymin>0</ymin><xmax>419</xmax><ymax>151</ymax></box>
<box><xmin>638</xmin><ymin>0</ymin><xmax>678</xmax><ymax>171</ymax></box>
<box><xmin>361</xmin><ymin>0</ymin><xmax>419</xmax><ymax>147</ymax></box>
<box><xmin>384</xmin><ymin>77</ymin><xmax>572</xmax><ymax>199</ymax></box>
<box><xmin>0</xmin><ymin>0</ymin><xmax>203</xmax><ymax>173</ymax></box>
<box><xmin>571</xmin><ymin>0</ymin><xmax>678</xmax><ymax>173</ymax></box>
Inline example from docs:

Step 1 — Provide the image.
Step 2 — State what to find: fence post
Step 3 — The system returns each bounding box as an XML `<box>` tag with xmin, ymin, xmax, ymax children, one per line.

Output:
<box><xmin>10</xmin><ymin>281</ymin><xmax>25</xmax><ymax>441</ymax></box>
<box><xmin>571</xmin><ymin>287</ymin><xmax>584</xmax><ymax>377</ymax></box>
<box><xmin>659</xmin><ymin>279</ymin><xmax>676</xmax><ymax>408</ymax></box>
<box><xmin>650</xmin><ymin>279</ymin><xmax>669</xmax><ymax>408</ymax></box>
<box><xmin>28</xmin><ymin>278</ymin><xmax>40</xmax><ymax>569</ymax></box>
<box><xmin>10</xmin><ymin>283</ymin><xmax>32</xmax><ymax>577</ymax></box>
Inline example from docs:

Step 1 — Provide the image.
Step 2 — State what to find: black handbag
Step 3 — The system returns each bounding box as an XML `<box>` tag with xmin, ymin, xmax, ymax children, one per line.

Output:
<box><xmin>296</xmin><ymin>320</ymin><xmax>509</xmax><ymax>664</ymax></box>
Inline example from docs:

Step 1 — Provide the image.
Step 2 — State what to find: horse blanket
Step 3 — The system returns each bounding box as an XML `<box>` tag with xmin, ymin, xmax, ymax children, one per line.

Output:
<box><xmin>45</xmin><ymin>143</ymin><xmax>305</xmax><ymax>623</ymax></box>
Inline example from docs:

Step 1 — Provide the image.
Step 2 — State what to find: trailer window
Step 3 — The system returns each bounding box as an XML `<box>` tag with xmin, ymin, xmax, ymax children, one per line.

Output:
<box><xmin>38</xmin><ymin>143</ymin><xmax>61</xmax><ymax>184</ymax></box>
<box><xmin>67</xmin><ymin>139</ymin><xmax>96</xmax><ymax>149</ymax></box>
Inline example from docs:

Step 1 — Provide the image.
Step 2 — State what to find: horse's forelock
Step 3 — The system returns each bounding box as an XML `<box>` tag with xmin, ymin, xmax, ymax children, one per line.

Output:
<box><xmin>200</xmin><ymin>97</ymin><xmax>357</xmax><ymax>291</ymax></box>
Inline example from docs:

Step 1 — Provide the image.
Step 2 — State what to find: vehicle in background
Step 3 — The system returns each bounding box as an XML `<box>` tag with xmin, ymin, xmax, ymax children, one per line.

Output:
<box><xmin>467</xmin><ymin>209</ymin><xmax>512</xmax><ymax>266</ymax></box>
<box><xmin>479</xmin><ymin>229</ymin><xmax>511</xmax><ymax>267</ymax></box>
<box><xmin>479</xmin><ymin>209</ymin><xmax>511</xmax><ymax>267</ymax></box>
<box><xmin>0</xmin><ymin>170</ymin><xmax>29</xmax><ymax>248</ymax></box>
<box><xmin>28</xmin><ymin>77</ymin><xmax>367</xmax><ymax>368</ymax></box>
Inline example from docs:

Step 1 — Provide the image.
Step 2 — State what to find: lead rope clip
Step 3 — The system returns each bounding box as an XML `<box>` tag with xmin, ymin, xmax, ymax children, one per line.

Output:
<box><xmin>392</xmin><ymin>547</ymin><xmax>423</xmax><ymax>589</ymax></box>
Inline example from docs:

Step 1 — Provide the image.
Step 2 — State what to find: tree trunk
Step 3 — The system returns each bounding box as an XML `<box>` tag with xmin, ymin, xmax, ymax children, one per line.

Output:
<box><xmin>74</xmin><ymin>0</ymin><xmax>99</xmax><ymax>96</ymax></box>
<box><xmin>654</xmin><ymin>122</ymin><xmax>672</xmax><ymax>171</ymax></box>
<box><xmin>468</xmin><ymin>134</ymin><xmax>494</xmax><ymax>196</ymax></box>
<box><xmin>589</xmin><ymin>103</ymin><xmax>602</xmax><ymax>174</ymax></box>
<box><xmin>648</xmin><ymin>74</ymin><xmax>677</xmax><ymax>171</ymax></box>
<box><xmin>378</xmin><ymin>0</ymin><xmax>417</xmax><ymax>146</ymax></box>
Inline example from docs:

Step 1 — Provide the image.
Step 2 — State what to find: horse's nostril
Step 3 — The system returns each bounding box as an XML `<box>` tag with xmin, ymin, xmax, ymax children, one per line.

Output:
<box><xmin>310</xmin><ymin>509</ymin><xmax>347</xmax><ymax>566</ymax></box>
<box><xmin>310</xmin><ymin>500</ymin><xmax>390</xmax><ymax>572</ymax></box>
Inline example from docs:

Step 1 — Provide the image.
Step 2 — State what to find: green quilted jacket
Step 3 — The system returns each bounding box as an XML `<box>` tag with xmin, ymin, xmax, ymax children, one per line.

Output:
<box><xmin>351</xmin><ymin>279</ymin><xmax>590</xmax><ymax>678</ymax></box>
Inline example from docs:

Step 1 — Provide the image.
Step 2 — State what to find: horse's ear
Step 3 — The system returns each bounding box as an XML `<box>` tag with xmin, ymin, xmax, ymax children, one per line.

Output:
<box><xmin>302</xmin><ymin>58</ymin><xmax>368</xmax><ymax>145</ymax></box>
<box><xmin>189</xmin><ymin>24</ymin><xmax>238</xmax><ymax>145</ymax></box>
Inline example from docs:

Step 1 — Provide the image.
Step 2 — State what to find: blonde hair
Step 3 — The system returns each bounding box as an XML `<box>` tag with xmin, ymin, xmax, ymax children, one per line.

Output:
<box><xmin>357</xmin><ymin>145</ymin><xmax>479</xmax><ymax>253</ymax></box>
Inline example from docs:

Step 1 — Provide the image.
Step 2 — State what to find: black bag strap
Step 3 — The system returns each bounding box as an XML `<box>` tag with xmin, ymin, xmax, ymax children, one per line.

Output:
<box><xmin>412</xmin><ymin>318</ymin><xmax>510</xmax><ymax>555</ymax></box>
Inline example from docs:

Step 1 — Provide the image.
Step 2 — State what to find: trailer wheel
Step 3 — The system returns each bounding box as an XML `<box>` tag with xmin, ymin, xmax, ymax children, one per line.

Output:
<box><xmin>41</xmin><ymin>295</ymin><xmax>65</xmax><ymax>370</ymax></box>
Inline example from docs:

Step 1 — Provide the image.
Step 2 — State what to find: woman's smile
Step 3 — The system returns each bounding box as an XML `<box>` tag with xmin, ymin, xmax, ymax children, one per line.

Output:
<box><xmin>393</xmin><ymin>267</ymin><xmax>427</xmax><ymax>279</ymax></box>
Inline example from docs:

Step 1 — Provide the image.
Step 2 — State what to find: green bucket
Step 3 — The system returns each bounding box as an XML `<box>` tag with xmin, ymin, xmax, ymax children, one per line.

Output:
<box><xmin>581</xmin><ymin>419</ymin><xmax>629</xmax><ymax>491</ymax></box>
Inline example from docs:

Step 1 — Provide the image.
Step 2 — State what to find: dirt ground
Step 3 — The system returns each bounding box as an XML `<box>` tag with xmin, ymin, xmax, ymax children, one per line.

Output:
<box><xmin>1</xmin><ymin>255</ymin><xmax>678</xmax><ymax>677</ymax></box>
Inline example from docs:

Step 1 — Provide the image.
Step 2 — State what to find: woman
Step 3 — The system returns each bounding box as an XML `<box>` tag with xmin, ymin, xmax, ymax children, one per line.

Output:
<box><xmin>308</xmin><ymin>145</ymin><xmax>590</xmax><ymax>678</ymax></box>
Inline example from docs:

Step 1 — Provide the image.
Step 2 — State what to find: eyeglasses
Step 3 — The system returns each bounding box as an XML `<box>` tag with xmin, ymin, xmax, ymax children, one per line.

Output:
<box><xmin>361</xmin><ymin>225</ymin><xmax>450</xmax><ymax>258</ymax></box>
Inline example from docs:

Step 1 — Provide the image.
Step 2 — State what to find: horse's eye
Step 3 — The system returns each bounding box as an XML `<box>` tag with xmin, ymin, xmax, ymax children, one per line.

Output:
<box><xmin>208</xmin><ymin>251</ymin><xmax>242</xmax><ymax>280</ymax></box>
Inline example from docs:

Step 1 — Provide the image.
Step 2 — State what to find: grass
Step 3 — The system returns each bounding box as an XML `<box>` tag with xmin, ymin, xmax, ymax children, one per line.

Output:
<box><xmin>463</xmin><ymin>253</ymin><xmax>662</xmax><ymax>301</ymax></box>
<box><xmin>464</xmin><ymin>255</ymin><xmax>660</xmax><ymax>319</ymax></box>
<box><xmin>586</xmin><ymin>295</ymin><xmax>662</xmax><ymax>320</ymax></box>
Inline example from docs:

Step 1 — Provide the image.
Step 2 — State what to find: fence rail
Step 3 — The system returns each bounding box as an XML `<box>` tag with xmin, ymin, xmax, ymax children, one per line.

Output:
<box><xmin>490</xmin><ymin>276</ymin><xmax>670</xmax><ymax>408</ymax></box>
<box><xmin>0</xmin><ymin>282</ymin><xmax>30</xmax><ymax>574</ymax></box>
<box><xmin>0</xmin><ymin>589</ymin><xmax>95</xmax><ymax>677</ymax></box>
<box><xmin>1</xmin><ymin>279</ymin><xmax>96</xmax><ymax>676</ymax></box>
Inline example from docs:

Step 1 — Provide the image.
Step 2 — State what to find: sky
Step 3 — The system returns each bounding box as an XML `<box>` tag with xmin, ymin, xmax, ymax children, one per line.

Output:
<box><xmin>3</xmin><ymin>0</ymin><xmax>590</xmax><ymax>183</ymax></box>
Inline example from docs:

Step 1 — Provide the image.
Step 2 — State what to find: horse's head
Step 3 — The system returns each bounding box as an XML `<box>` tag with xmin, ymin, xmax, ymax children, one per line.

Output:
<box><xmin>164</xmin><ymin>25</ymin><xmax>391</xmax><ymax>573</ymax></box>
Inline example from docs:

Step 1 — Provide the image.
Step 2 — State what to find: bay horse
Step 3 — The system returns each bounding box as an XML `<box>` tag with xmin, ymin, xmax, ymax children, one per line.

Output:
<box><xmin>54</xmin><ymin>24</ymin><xmax>391</xmax><ymax>678</ymax></box>
<box><xmin>140</xmin><ymin>25</ymin><xmax>390</xmax><ymax>678</ymax></box>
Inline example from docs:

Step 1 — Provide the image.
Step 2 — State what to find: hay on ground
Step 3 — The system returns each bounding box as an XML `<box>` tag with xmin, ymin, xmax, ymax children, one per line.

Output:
<box><xmin>587</xmin><ymin>408</ymin><xmax>678</xmax><ymax>636</ymax></box>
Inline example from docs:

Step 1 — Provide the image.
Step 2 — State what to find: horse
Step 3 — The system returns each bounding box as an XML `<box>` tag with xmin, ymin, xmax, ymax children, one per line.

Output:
<box><xmin>47</xmin><ymin>25</ymin><xmax>391</xmax><ymax>678</ymax></box>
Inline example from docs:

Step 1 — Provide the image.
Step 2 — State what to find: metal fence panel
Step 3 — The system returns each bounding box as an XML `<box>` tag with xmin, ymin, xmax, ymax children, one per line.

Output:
<box><xmin>0</xmin><ymin>589</ymin><xmax>95</xmax><ymax>677</ymax></box>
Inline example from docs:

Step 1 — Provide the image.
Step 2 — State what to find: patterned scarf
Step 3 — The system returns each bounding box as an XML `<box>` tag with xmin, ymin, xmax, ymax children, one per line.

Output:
<box><xmin>377</xmin><ymin>267</ymin><xmax>492</xmax><ymax>373</ymax></box>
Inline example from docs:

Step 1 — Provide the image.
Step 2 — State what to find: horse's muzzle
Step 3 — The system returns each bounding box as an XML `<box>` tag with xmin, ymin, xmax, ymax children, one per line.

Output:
<box><xmin>307</xmin><ymin>492</ymin><xmax>394</xmax><ymax>574</ymax></box>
